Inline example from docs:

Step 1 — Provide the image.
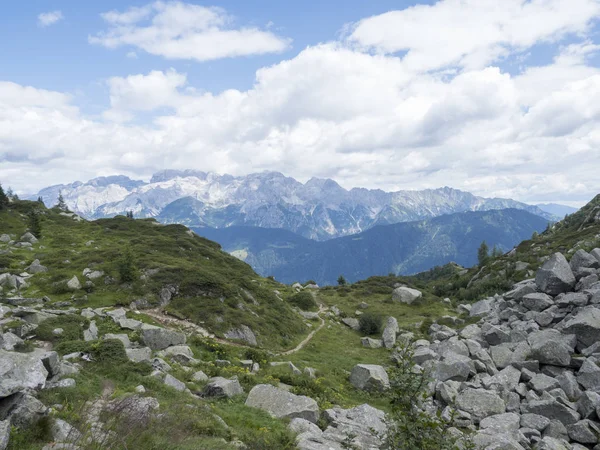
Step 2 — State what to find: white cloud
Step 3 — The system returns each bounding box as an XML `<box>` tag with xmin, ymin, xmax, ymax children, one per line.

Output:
<box><xmin>38</xmin><ymin>10</ymin><xmax>64</xmax><ymax>27</ymax></box>
<box><xmin>89</xmin><ymin>1</ymin><xmax>291</xmax><ymax>61</ymax></box>
<box><xmin>346</xmin><ymin>0</ymin><xmax>600</xmax><ymax>71</ymax></box>
<box><xmin>2</xmin><ymin>1</ymin><xmax>600</xmax><ymax>206</ymax></box>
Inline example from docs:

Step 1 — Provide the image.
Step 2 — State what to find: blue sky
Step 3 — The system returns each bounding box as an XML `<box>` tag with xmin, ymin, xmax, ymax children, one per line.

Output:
<box><xmin>1</xmin><ymin>0</ymin><xmax>600</xmax><ymax>206</ymax></box>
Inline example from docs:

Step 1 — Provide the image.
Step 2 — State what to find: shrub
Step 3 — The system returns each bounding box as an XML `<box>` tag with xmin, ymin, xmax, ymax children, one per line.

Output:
<box><xmin>92</xmin><ymin>339</ymin><xmax>128</xmax><ymax>364</ymax></box>
<box><xmin>386</xmin><ymin>344</ymin><xmax>473</xmax><ymax>449</ymax></box>
<box><xmin>36</xmin><ymin>315</ymin><xmax>88</xmax><ymax>343</ymax></box>
<box><xmin>358</xmin><ymin>313</ymin><xmax>383</xmax><ymax>335</ymax></box>
<box><xmin>289</xmin><ymin>291</ymin><xmax>317</xmax><ymax>311</ymax></box>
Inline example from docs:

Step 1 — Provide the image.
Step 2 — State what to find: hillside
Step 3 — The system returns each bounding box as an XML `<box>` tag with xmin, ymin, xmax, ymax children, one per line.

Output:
<box><xmin>34</xmin><ymin>171</ymin><xmax>555</xmax><ymax>241</ymax></box>
<box><xmin>420</xmin><ymin>194</ymin><xmax>600</xmax><ymax>302</ymax></box>
<box><xmin>196</xmin><ymin>208</ymin><xmax>548</xmax><ymax>285</ymax></box>
<box><xmin>0</xmin><ymin>200</ymin><xmax>306</xmax><ymax>350</ymax></box>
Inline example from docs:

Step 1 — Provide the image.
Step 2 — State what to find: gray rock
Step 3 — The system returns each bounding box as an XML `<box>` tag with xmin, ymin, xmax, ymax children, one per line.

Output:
<box><xmin>245</xmin><ymin>384</ymin><xmax>319</xmax><ymax>423</ymax></box>
<box><xmin>0</xmin><ymin>392</ymin><xmax>47</xmax><ymax>428</ymax></box>
<box><xmin>125</xmin><ymin>347</ymin><xmax>152</xmax><ymax>363</ymax></box>
<box><xmin>576</xmin><ymin>391</ymin><xmax>600</xmax><ymax>419</ymax></box>
<box><xmin>529</xmin><ymin>373</ymin><xmax>560</xmax><ymax>394</ymax></box>
<box><xmin>26</xmin><ymin>260</ymin><xmax>47</xmax><ymax>274</ymax></box>
<box><xmin>381</xmin><ymin>317</ymin><xmax>399</xmax><ymax>348</ymax></box>
<box><xmin>391</xmin><ymin>286</ymin><xmax>422</xmax><ymax>304</ymax></box>
<box><xmin>413</xmin><ymin>346</ymin><xmax>438</xmax><ymax>365</ymax></box>
<box><xmin>557</xmin><ymin>371</ymin><xmax>582</xmax><ymax>402</ymax></box>
<box><xmin>536</xmin><ymin>253</ymin><xmax>576</xmax><ymax>295</ymax></box>
<box><xmin>341</xmin><ymin>318</ymin><xmax>360</xmax><ymax>331</ymax></box>
<box><xmin>455</xmin><ymin>388</ymin><xmax>506</xmax><ymax>422</ymax></box>
<box><xmin>20</xmin><ymin>232</ymin><xmax>38</xmax><ymax>244</ymax></box>
<box><xmin>349</xmin><ymin>364</ymin><xmax>389</xmax><ymax>392</ymax></box>
<box><xmin>483</xmin><ymin>324</ymin><xmax>511</xmax><ymax>345</ymax></box>
<box><xmin>83</xmin><ymin>321</ymin><xmax>98</xmax><ymax>342</ymax></box>
<box><xmin>528</xmin><ymin>329</ymin><xmax>575</xmax><ymax>367</ymax></box>
<box><xmin>102</xmin><ymin>333</ymin><xmax>131</xmax><ymax>348</ymax></box>
<box><xmin>521</xmin><ymin>413</ymin><xmax>551</xmax><ymax>431</ymax></box>
<box><xmin>522</xmin><ymin>293</ymin><xmax>554</xmax><ymax>312</ymax></box>
<box><xmin>479</xmin><ymin>412</ymin><xmax>521</xmax><ymax>432</ymax></box>
<box><xmin>191</xmin><ymin>370</ymin><xmax>208</xmax><ymax>383</ymax></box>
<box><xmin>105</xmin><ymin>308</ymin><xmax>127</xmax><ymax>322</ymax></box>
<box><xmin>66</xmin><ymin>276</ymin><xmax>81</xmax><ymax>290</ymax></box>
<box><xmin>163</xmin><ymin>374</ymin><xmax>187</xmax><ymax>392</ymax></box>
<box><xmin>224</xmin><ymin>325</ymin><xmax>257</xmax><ymax>346</ymax></box>
<box><xmin>117</xmin><ymin>318</ymin><xmax>143</xmax><ymax>331</ymax></box>
<box><xmin>433</xmin><ymin>353</ymin><xmax>474</xmax><ymax>382</ymax></box>
<box><xmin>536</xmin><ymin>436</ymin><xmax>570</xmax><ymax>449</ymax></box>
<box><xmin>577</xmin><ymin>359</ymin><xmax>600</xmax><ymax>391</ymax></box>
<box><xmin>0</xmin><ymin>350</ymin><xmax>48</xmax><ymax>398</ymax></box>
<box><xmin>40</xmin><ymin>351</ymin><xmax>60</xmax><ymax>378</ymax></box>
<box><xmin>361</xmin><ymin>337</ymin><xmax>383</xmax><ymax>348</ymax></box>
<box><xmin>567</xmin><ymin>419</ymin><xmax>600</xmax><ymax>444</ymax></box>
<box><xmin>203</xmin><ymin>377</ymin><xmax>244</xmax><ymax>398</ymax></box>
<box><xmin>105</xmin><ymin>395</ymin><xmax>159</xmax><ymax>426</ymax></box>
<box><xmin>523</xmin><ymin>399</ymin><xmax>581</xmax><ymax>425</ymax></box>
<box><xmin>321</xmin><ymin>404</ymin><xmax>387</xmax><ymax>449</ymax></box>
<box><xmin>0</xmin><ymin>420</ymin><xmax>9</xmax><ymax>450</ymax></box>
<box><xmin>561</xmin><ymin>306</ymin><xmax>600</xmax><ymax>348</ymax></box>
<box><xmin>470</xmin><ymin>298</ymin><xmax>495</xmax><ymax>317</ymax></box>
<box><xmin>570</xmin><ymin>249</ymin><xmax>600</xmax><ymax>277</ymax></box>
<box><xmin>543</xmin><ymin>420</ymin><xmax>569</xmax><ymax>440</ymax></box>
<box><xmin>141</xmin><ymin>327</ymin><xmax>186</xmax><ymax>350</ymax></box>
<box><xmin>51</xmin><ymin>418</ymin><xmax>82</xmax><ymax>443</ymax></box>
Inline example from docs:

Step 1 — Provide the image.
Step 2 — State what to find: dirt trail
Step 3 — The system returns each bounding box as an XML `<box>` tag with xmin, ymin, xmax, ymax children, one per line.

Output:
<box><xmin>133</xmin><ymin>300</ymin><xmax>327</xmax><ymax>356</ymax></box>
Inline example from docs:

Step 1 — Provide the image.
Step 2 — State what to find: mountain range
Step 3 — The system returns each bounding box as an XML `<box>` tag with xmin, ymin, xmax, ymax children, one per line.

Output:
<box><xmin>34</xmin><ymin>170</ymin><xmax>558</xmax><ymax>241</ymax></box>
<box><xmin>195</xmin><ymin>208</ymin><xmax>549</xmax><ymax>285</ymax></box>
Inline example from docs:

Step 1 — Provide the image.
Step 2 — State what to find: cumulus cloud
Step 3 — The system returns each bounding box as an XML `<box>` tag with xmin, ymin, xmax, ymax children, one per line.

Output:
<box><xmin>38</xmin><ymin>10</ymin><xmax>64</xmax><ymax>27</ymax></box>
<box><xmin>346</xmin><ymin>0</ymin><xmax>600</xmax><ymax>71</ymax></box>
<box><xmin>2</xmin><ymin>0</ymin><xmax>600</xmax><ymax>206</ymax></box>
<box><xmin>89</xmin><ymin>1</ymin><xmax>291</xmax><ymax>61</ymax></box>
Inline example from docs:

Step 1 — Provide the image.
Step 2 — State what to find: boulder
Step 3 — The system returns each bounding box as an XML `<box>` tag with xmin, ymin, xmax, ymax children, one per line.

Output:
<box><xmin>341</xmin><ymin>318</ymin><xmax>360</xmax><ymax>331</ymax></box>
<box><xmin>163</xmin><ymin>374</ymin><xmax>187</xmax><ymax>392</ymax></box>
<box><xmin>381</xmin><ymin>317</ymin><xmax>399</xmax><ymax>348</ymax></box>
<box><xmin>561</xmin><ymin>306</ymin><xmax>600</xmax><ymax>348</ymax></box>
<box><xmin>349</xmin><ymin>364</ymin><xmax>389</xmax><ymax>392</ymax></box>
<box><xmin>0</xmin><ymin>420</ymin><xmax>8</xmax><ymax>450</ymax></box>
<box><xmin>245</xmin><ymin>384</ymin><xmax>319</xmax><ymax>423</ymax></box>
<box><xmin>20</xmin><ymin>232</ymin><xmax>38</xmax><ymax>244</ymax></box>
<box><xmin>26</xmin><ymin>260</ymin><xmax>47</xmax><ymax>274</ymax></box>
<box><xmin>0</xmin><ymin>350</ymin><xmax>48</xmax><ymax>398</ymax></box>
<box><xmin>191</xmin><ymin>370</ymin><xmax>208</xmax><ymax>383</ymax></box>
<box><xmin>125</xmin><ymin>348</ymin><xmax>152</xmax><ymax>363</ymax></box>
<box><xmin>0</xmin><ymin>392</ymin><xmax>47</xmax><ymax>428</ymax></box>
<box><xmin>433</xmin><ymin>353</ymin><xmax>474</xmax><ymax>382</ymax></box>
<box><xmin>570</xmin><ymin>249</ymin><xmax>600</xmax><ymax>277</ymax></box>
<box><xmin>523</xmin><ymin>399</ymin><xmax>581</xmax><ymax>425</ymax></box>
<box><xmin>51</xmin><ymin>418</ymin><xmax>82</xmax><ymax>443</ymax></box>
<box><xmin>535</xmin><ymin>253</ymin><xmax>576</xmax><ymax>295</ymax></box>
<box><xmin>141</xmin><ymin>327</ymin><xmax>186</xmax><ymax>351</ymax></box>
<box><xmin>361</xmin><ymin>337</ymin><xmax>383</xmax><ymax>348</ymax></box>
<box><xmin>522</xmin><ymin>293</ymin><xmax>554</xmax><ymax>312</ymax></box>
<box><xmin>391</xmin><ymin>286</ymin><xmax>422</xmax><ymax>304</ymax></box>
<box><xmin>567</xmin><ymin>419</ymin><xmax>600</xmax><ymax>444</ymax></box>
<box><xmin>577</xmin><ymin>359</ymin><xmax>600</xmax><ymax>391</ymax></box>
<box><xmin>105</xmin><ymin>395</ymin><xmax>159</xmax><ymax>427</ymax></box>
<box><xmin>83</xmin><ymin>321</ymin><xmax>98</xmax><ymax>342</ymax></box>
<box><xmin>455</xmin><ymin>389</ymin><xmax>506</xmax><ymax>422</ymax></box>
<box><xmin>66</xmin><ymin>276</ymin><xmax>81</xmax><ymax>291</ymax></box>
<box><xmin>224</xmin><ymin>325</ymin><xmax>257</xmax><ymax>346</ymax></box>
<box><xmin>528</xmin><ymin>330</ymin><xmax>575</xmax><ymax>367</ymax></box>
<box><xmin>103</xmin><ymin>333</ymin><xmax>131</xmax><ymax>348</ymax></box>
<box><xmin>470</xmin><ymin>298</ymin><xmax>495</xmax><ymax>317</ymax></box>
<box><xmin>203</xmin><ymin>377</ymin><xmax>244</xmax><ymax>398</ymax></box>
<box><xmin>321</xmin><ymin>404</ymin><xmax>387</xmax><ymax>449</ymax></box>
<box><xmin>479</xmin><ymin>412</ymin><xmax>521</xmax><ymax>432</ymax></box>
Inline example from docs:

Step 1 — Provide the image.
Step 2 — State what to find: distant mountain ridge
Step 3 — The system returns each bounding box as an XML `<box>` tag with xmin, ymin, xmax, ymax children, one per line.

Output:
<box><xmin>34</xmin><ymin>170</ymin><xmax>555</xmax><ymax>240</ymax></box>
<box><xmin>195</xmin><ymin>208</ymin><xmax>549</xmax><ymax>285</ymax></box>
<box><xmin>535</xmin><ymin>203</ymin><xmax>579</xmax><ymax>218</ymax></box>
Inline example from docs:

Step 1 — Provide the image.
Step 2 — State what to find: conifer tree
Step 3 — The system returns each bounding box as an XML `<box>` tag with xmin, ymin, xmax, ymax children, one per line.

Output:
<box><xmin>27</xmin><ymin>210</ymin><xmax>42</xmax><ymax>239</ymax></box>
<box><xmin>117</xmin><ymin>245</ymin><xmax>137</xmax><ymax>283</ymax></box>
<box><xmin>477</xmin><ymin>241</ymin><xmax>490</xmax><ymax>266</ymax></box>
<box><xmin>0</xmin><ymin>183</ymin><xmax>8</xmax><ymax>210</ymax></box>
<box><xmin>337</xmin><ymin>275</ymin><xmax>347</xmax><ymax>286</ymax></box>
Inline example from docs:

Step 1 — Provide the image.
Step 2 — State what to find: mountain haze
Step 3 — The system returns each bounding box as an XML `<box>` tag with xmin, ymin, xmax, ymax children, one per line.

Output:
<box><xmin>34</xmin><ymin>170</ymin><xmax>555</xmax><ymax>241</ymax></box>
<box><xmin>196</xmin><ymin>208</ymin><xmax>548</xmax><ymax>285</ymax></box>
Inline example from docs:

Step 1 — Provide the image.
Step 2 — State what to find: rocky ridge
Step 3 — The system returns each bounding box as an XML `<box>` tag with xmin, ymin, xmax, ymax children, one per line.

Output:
<box><xmin>412</xmin><ymin>248</ymin><xmax>600</xmax><ymax>449</ymax></box>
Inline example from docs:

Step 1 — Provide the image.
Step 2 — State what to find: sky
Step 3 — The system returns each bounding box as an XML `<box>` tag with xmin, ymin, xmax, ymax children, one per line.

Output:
<box><xmin>1</xmin><ymin>0</ymin><xmax>600</xmax><ymax>206</ymax></box>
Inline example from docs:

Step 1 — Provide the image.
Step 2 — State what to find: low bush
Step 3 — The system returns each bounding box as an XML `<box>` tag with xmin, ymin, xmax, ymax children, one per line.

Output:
<box><xmin>288</xmin><ymin>291</ymin><xmax>317</xmax><ymax>311</ymax></box>
<box><xmin>358</xmin><ymin>313</ymin><xmax>383</xmax><ymax>335</ymax></box>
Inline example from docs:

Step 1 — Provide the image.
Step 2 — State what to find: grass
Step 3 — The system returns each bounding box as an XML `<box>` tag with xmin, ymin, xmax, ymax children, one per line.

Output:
<box><xmin>0</xmin><ymin>200</ymin><xmax>307</xmax><ymax>350</ymax></box>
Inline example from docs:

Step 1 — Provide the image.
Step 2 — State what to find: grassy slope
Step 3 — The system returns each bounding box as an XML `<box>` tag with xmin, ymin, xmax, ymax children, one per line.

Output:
<box><xmin>414</xmin><ymin>194</ymin><xmax>600</xmax><ymax>303</ymax></box>
<box><xmin>0</xmin><ymin>200</ymin><xmax>305</xmax><ymax>350</ymax></box>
